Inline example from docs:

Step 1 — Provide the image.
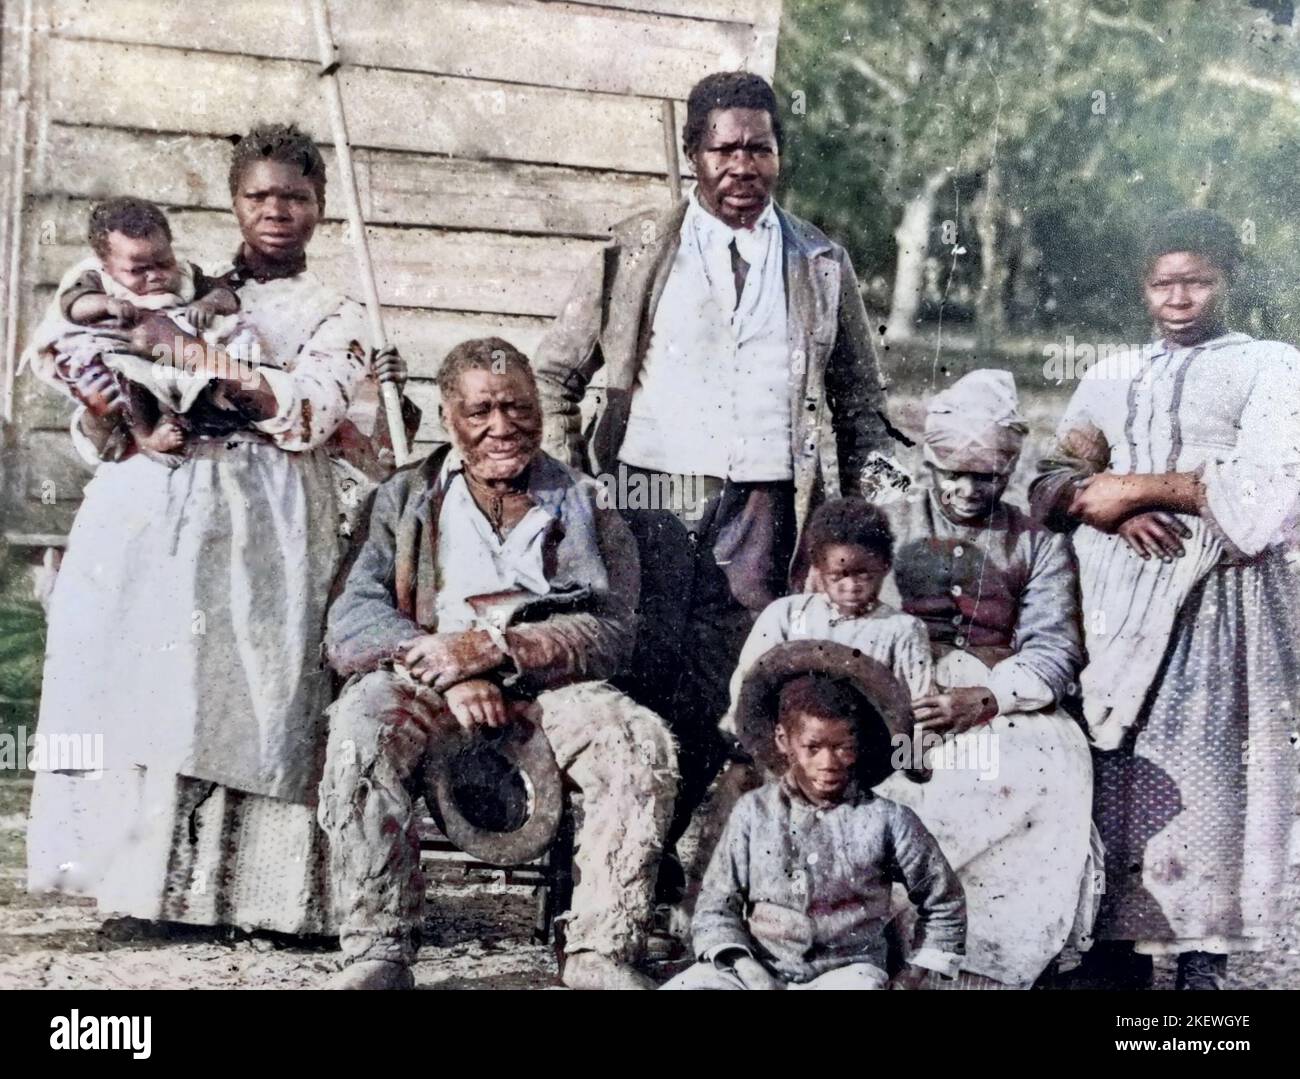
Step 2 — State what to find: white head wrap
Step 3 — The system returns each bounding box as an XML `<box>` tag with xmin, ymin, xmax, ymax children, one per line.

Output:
<box><xmin>922</xmin><ymin>369</ymin><xmax>1028</xmax><ymax>475</ymax></box>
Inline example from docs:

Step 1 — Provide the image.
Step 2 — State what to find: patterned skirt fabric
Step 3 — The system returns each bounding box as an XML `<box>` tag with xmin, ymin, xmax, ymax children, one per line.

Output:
<box><xmin>1094</xmin><ymin>549</ymin><xmax>1300</xmax><ymax>947</ymax></box>
<box><xmin>27</xmin><ymin>768</ymin><xmax>331</xmax><ymax>936</ymax></box>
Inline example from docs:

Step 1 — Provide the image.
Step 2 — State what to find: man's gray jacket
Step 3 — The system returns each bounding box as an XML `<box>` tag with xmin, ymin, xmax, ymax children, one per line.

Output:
<box><xmin>533</xmin><ymin>200</ymin><xmax>892</xmax><ymax>536</ymax></box>
<box><xmin>324</xmin><ymin>444</ymin><xmax>640</xmax><ymax>691</ymax></box>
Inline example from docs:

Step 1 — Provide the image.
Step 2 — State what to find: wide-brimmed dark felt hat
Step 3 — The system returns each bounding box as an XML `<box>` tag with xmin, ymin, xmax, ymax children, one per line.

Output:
<box><xmin>735</xmin><ymin>640</ymin><xmax>922</xmax><ymax>788</ymax></box>
<box><xmin>424</xmin><ymin>715</ymin><xmax>564</xmax><ymax>866</ymax></box>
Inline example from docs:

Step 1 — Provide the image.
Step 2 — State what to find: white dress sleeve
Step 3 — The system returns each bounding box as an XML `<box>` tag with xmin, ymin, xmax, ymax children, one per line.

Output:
<box><xmin>252</xmin><ymin>299</ymin><xmax>370</xmax><ymax>452</ymax></box>
<box><xmin>1199</xmin><ymin>342</ymin><xmax>1300</xmax><ymax>557</ymax></box>
<box><xmin>720</xmin><ymin>596</ymin><xmax>796</xmax><ymax>738</ymax></box>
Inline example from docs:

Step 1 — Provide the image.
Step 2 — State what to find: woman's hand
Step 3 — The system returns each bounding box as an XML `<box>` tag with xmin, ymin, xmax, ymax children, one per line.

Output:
<box><xmin>373</xmin><ymin>345</ymin><xmax>407</xmax><ymax>391</ymax></box>
<box><xmin>70</xmin><ymin>358</ymin><xmax>125</xmax><ymax>418</ymax></box>
<box><xmin>1068</xmin><ymin>472</ymin><xmax>1203</xmax><ymax>532</ymax></box>
<box><xmin>1066</xmin><ymin>473</ymin><xmax>1140</xmax><ymax>532</ymax></box>
<box><xmin>185</xmin><ymin>297</ymin><xmax>220</xmax><ymax>331</ymax></box>
<box><xmin>400</xmin><ymin>630</ymin><xmax>504</xmax><ymax>691</ymax></box>
<box><xmin>912</xmin><ymin>686</ymin><xmax>998</xmax><ymax>737</ymax></box>
<box><xmin>128</xmin><ymin>312</ymin><xmax>188</xmax><ymax>363</ymax></box>
<box><xmin>1118</xmin><ymin>511</ymin><xmax>1191</xmax><ymax>561</ymax></box>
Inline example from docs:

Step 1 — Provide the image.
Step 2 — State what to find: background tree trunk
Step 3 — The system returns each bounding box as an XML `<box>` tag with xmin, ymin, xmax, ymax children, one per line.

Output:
<box><xmin>975</xmin><ymin>162</ymin><xmax>1006</xmax><ymax>353</ymax></box>
<box><xmin>885</xmin><ymin>169</ymin><xmax>948</xmax><ymax>343</ymax></box>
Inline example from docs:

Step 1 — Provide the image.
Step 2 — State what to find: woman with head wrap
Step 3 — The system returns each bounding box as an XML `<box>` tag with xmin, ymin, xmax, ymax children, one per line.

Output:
<box><xmin>871</xmin><ymin>368</ymin><xmax>1098</xmax><ymax>989</ymax></box>
<box><xmin>1030</xmin><ymin>209</ymin><xmax>1300</xmax><ymax>989</ymax></box>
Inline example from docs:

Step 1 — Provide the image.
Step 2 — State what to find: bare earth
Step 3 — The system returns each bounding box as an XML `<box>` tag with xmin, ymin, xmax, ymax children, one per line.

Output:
<box><xmin>2</xmin><ymin>780</ymin><xmax>1297</xmax><ymax>990</ymax></box>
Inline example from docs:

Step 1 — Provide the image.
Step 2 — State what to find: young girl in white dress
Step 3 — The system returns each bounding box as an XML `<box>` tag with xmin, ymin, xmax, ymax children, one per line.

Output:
<box><xmin>728</xmin><ymin>498</ymin><xmax>934</xmax><ymax>713</ymax></box>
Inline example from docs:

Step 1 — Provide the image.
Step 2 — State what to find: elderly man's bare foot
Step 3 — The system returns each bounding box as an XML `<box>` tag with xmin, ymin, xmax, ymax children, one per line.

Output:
<box><xmin>328</xmin><ymin>959</ymin><xmax>414</xmax><ymax>990</ymax></box>
<box><xmin>562</xmin><ymin>952</ymin><xmax>656</xmax><ymax>990</ymax></box>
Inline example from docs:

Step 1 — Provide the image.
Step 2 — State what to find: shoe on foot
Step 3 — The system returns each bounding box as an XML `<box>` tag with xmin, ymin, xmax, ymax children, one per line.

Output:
<box><xmin>1175</xmin><ymin>951</ymin><xmax>1226</xmax><ymax>990</ymax></box>
<box><xmin>1057</xmin><ymin>941</ymin><xmax>1153</xmax><ymax>990</ymax></box>
<box><xmin>328</xmin><ymin>959</ymin><xmax>414</xmax><ymax>990</ymax></box>
<box><xmin>562</xmin><ymin>951</ymin><xmax>656</xmax><ymax>990</ymax></box>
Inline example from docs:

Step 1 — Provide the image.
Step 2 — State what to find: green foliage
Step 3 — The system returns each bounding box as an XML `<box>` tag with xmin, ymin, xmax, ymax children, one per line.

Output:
<box><xmin>0</xmin><ymin>562</ymin><xmax>45</xmax><ymax>760</ymax></box>
<box><xmin>776</xmin><ymin>0</ymin><xmax>1300</xmax><ymax>337</ymax></box>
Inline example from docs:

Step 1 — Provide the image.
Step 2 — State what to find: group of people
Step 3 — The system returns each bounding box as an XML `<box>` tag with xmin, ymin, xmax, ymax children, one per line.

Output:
<box><xmin>21</xmin><ymin>70</ymin><xmax>1300</xmax><ymax>992</ymax></box>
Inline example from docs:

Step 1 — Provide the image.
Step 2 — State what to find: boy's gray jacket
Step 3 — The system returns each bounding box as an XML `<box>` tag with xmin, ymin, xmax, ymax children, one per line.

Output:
<box><xmin>693</xmin><ymin>782</ymin><xmax>966</xmax><ymax>982</ymax></box>
<box><xmin>534</xmin><ymin>200</ymin><xmax>892</xmax><ymax>536</ymax></box>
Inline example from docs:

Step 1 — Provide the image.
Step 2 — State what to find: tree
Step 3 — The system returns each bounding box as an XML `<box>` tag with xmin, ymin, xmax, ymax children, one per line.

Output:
<box><xmin>776</xmin><ymin>0</ymin><xmax>1300</xmax><ymax>345</ymax></box>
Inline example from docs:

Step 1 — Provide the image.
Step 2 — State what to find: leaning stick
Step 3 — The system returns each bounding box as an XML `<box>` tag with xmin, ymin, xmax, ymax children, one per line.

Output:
<box><xmin>661</xmin><ymin>99</ymin><xmax>683</xmax><ymax>204</ymax></box>
<box><xmin>307</xmin><ymin>0</ymin><xmax>410</xmax><ymax>465</ymax></box>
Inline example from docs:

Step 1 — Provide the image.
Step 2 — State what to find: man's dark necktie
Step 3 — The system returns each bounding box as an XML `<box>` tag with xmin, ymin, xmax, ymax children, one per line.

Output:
<box><xmin>728</xmin><ymin>238</ymin><xmax>750</xmax><ymax>310</ymax></box>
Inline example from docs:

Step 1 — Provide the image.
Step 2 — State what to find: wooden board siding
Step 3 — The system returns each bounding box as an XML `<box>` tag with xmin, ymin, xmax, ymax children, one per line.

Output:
<box><xmin>0</xmin><ymin>0</ymin><xmax>781</xmax><ymax>541</ymax></box>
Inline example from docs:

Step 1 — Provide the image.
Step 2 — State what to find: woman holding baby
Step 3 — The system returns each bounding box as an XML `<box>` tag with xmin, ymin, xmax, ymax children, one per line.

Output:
<box><xmin>26</xmin><ymin>123</ymin><xmax>405</xmax><ymax>934</ymax></box>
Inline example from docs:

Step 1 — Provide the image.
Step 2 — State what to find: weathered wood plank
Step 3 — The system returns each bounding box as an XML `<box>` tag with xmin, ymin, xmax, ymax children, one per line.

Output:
<box><xmin>362</xmin><ymin>150</ymin><xmax>673</xmax><ymax>238</ymax></box>
<box><xmin>19</xmin><ymin>429</ymin><xmax>93</xmax><ymax>502</ymax></box>
<box><xmin>38</xmin><ymin>124</ymin><xmax>674</xmax><ymax>237</ymax></box>
<box><xmin>45</xmin><ymin>37</ymin><xmax>682</xmax><ymax>175</ymax></box>
<box><xmin>47</xmin><ymin>0</ymin><xmax>766</xmax><ymax>101</ymax></box>
<box><xmin>560</xmin><ymin>0</ymin><xmax>781</xmax><ymax>31</ymax></box>
<box><xmin>383</xmin><ymin>307</ymin><xmax>551</xmax><ymax>379</ymax></box>
<box><xmin>2</xmin><ymin>499</ymin><xmax>77</xmax><ymax>541</ymax></box>
<box><xmin>10</xmin><ymin>286</ymin><xmax>73</xmax><ymax>431</ymax></box>
<box><xmin>13</xmin><ymin>375</ymin><xmax>74</xmax><ymax>434</ymax></box>
<box><xmin>28</xmin><ymin>198</ymin><xmax>603</xmax><ymax>318</ymax></box>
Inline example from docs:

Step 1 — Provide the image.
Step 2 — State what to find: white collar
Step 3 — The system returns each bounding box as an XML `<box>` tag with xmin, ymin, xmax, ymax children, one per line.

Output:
<box><xmin>686</xmin><ymin>191</ymin><xmax>779</xmax><ymax>257</ymax></box>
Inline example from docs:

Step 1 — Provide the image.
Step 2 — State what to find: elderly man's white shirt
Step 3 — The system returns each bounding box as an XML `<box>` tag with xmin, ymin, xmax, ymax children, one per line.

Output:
<box><xmin>433</xmin><ymin>453</ymin><xmax>554</xmax><ymax>632</ymax></box>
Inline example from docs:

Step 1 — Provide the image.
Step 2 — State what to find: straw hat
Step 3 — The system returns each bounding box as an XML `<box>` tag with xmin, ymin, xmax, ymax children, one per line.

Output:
<box><xmin>734</xmin><ymin>640</ymin><xmax>922</xmax><ymax>788</ymax></box>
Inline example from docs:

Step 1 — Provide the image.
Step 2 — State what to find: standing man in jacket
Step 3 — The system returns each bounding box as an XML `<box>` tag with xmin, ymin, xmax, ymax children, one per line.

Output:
<box><xmin>534</xmin><ymin>71</ymin><xmax>893</xmax><ymax>843</ymax></box>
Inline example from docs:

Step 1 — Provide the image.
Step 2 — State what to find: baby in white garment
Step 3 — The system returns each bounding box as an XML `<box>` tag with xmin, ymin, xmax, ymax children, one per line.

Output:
<box><xmin>26</xmin><ymin>197</ymin><xmax>253</xmax><ymax>466</ymax></box>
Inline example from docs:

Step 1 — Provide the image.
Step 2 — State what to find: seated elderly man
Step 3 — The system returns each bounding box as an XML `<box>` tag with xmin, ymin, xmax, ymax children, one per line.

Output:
<box><xmin>319</xmin><ymin>337</ymin><xmax>678</xmax><ymax>991</ymax></box>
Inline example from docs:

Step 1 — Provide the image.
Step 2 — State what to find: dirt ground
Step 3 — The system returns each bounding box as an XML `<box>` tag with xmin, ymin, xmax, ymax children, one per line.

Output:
<box><xmin>0</xmin><ymin>779</ymin><xmax>570</xmax><ymax>990</ymax></box>
<box><xmin>2</xmin><ymin>777</ymin><xmax>1298</xmax><ymax>991</ymax></box>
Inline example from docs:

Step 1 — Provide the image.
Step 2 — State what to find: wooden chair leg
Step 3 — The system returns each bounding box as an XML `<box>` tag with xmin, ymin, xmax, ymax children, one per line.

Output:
<box><xmin>532</xmin><ymin>854</ymin><xmax>555</xmax><ymax>945</ymax></box>
<box><xmin>540</xmin><ymin>812</ymin><xmax>576</xmax><ymax>964</ymax></box>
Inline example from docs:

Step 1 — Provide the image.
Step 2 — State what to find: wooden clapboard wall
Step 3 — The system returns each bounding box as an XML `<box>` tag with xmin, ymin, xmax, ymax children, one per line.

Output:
<box><xmin>0</xmin><ymin>0</ymin><xmax>781</xmax><ymax>542</ymax></box>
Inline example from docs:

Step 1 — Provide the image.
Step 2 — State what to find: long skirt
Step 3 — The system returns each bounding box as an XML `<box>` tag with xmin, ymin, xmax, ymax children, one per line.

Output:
<box><xmin>1093</xmin><ymin>550</ymin><xmax>1300</xmax><ymax>953</ymax></box>
<box><xmin>26</xmin><ymin>439</ymin><xmax>340</xmax><ymax>932</ymax></box>
<box><xmin>27</xmin><ymin>770</ymin><xmax>331</xmax><ymax>934</ymax></box>
<box><xmin>876</xmin><ymin>650</ymin><xmax>1098</xmax><ymax>988</ymax></box>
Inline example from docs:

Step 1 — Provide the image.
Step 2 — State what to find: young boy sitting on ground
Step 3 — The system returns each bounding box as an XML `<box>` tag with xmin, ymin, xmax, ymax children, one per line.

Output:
<box><xmin>663</xmin><ymin>643</ymin><xmax>965</xmax><ymax>989</ymax></box>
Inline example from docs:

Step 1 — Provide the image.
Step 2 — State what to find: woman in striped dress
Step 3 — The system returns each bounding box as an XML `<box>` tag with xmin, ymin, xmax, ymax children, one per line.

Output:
<box><xmin>1031</xmin><ymin>209</ymin><xmax>1300</xmax><ymax>989</ymax></box>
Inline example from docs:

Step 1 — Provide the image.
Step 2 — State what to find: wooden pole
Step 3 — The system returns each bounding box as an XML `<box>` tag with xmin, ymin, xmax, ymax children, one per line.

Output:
<box><xmin>306</xmin><ymin>0</ymin><xmax>409</xmax><ymax>465</ymax></box>
<box><xmin>2</xmin><ymin>0</ymin><xmax>35</xmax><ymax>424</ymax></box>
<box><xmin>661</xmin><ymin>98</ymin><xmax>682</xmax><ymax>204</ymax></box>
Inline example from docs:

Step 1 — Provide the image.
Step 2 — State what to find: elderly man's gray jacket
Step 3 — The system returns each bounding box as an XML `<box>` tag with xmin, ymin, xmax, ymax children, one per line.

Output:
<box><xmin>324</xmin><ymin>443</ymin><xmax>640</xmax><ymax>690</ymax></box>
<box><xmin>534</xmin><ymin>200</ymin><xmax>892</xmax><ymax>536</ymax></box>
